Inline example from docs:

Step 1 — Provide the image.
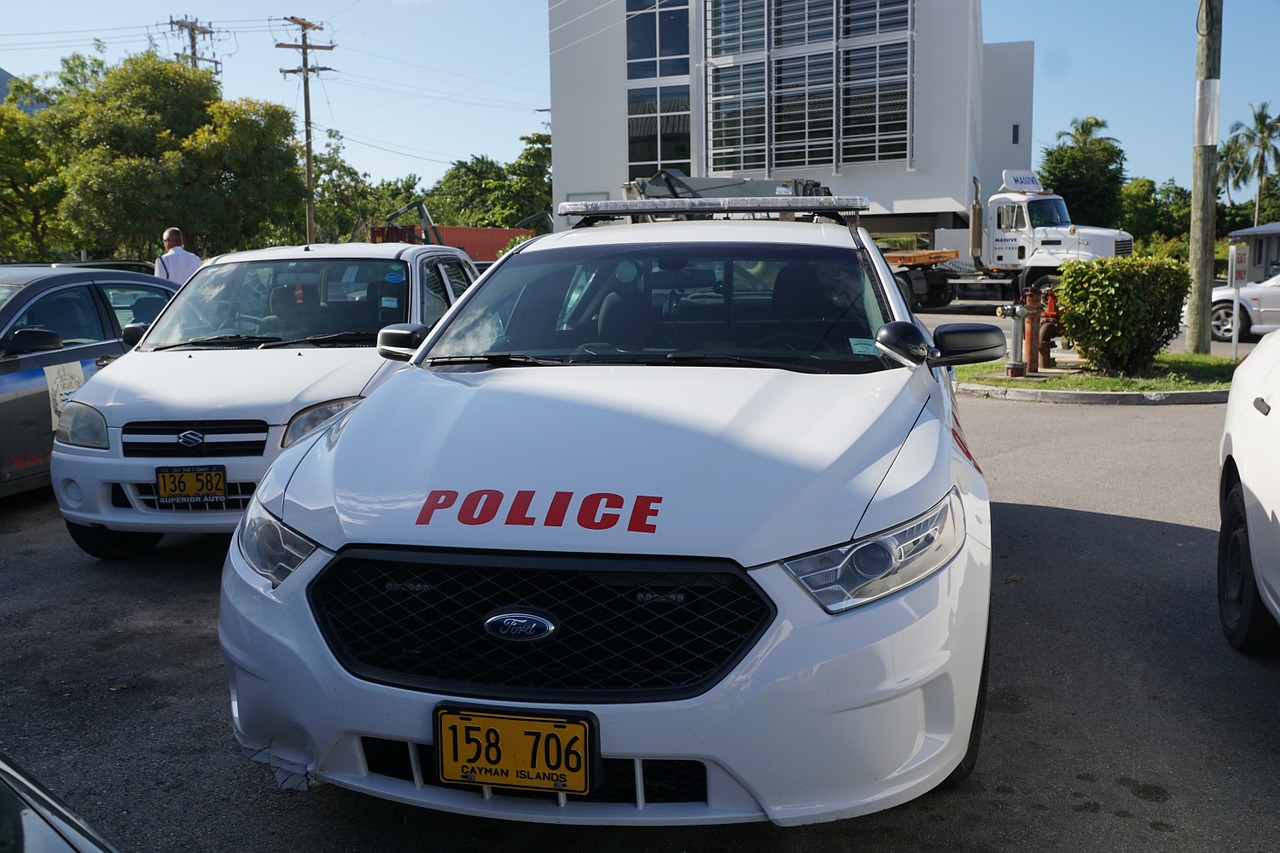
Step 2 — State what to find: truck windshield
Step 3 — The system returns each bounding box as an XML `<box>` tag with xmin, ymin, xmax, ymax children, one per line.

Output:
<box><xmin>424</xmin><ymin>242</ymin><xmax>893</xmax><ymax>374</ymax></box>
<box><xmin>1027</xmin><ymin>198</ymin><xmax>1071</xmax><ymax>228</ymax></box>
<box><xmin>144</xmin><ymin>258</ymin><xmax>412</xmax><ymax>348</ymax></box>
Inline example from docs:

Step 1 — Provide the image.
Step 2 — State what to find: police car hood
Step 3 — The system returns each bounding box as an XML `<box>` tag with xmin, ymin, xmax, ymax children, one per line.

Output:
<box><xmin>73</xmin><ymin>348</ymin><xmax>392</xmax><ymax>425</ymax></box>
<box><xmin>278</xmin><ymin>364</ymin><xmax>934</xmax><ymax>567</ymax></box>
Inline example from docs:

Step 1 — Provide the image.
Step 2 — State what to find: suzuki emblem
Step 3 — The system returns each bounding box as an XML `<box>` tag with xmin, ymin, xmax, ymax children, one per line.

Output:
<box><xmin>177</xmin><ymin>430</ymin><xmax>205</xmax><ymax>447</ymax></box>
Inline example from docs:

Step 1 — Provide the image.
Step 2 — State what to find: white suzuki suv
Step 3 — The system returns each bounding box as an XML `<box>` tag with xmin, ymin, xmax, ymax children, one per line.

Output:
<box><xmin>219</xmin><ymin>198</ymin><xmax>1006</xmax><ymax>825</ymax></box>
<box><xmin>51</xmin><ymin>241</ymin><xmax>477</xmax><ymax>559</ymax></box>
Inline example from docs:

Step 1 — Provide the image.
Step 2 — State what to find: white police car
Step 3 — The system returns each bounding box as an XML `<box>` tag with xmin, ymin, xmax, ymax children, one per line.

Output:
<box><xmin>219</xmin><ymin>197</ymin><xmax>1006</xmax><ymax>825</ymax></box>
<box><xmin>1218</xmin><ymin>329</ymin><xmax>1280</xmax><ymax>651</ymax></box>
<box><xmin>51</xmin><ymin>242</ymin><xmax>476</xmax><ymax>559</ymax></box>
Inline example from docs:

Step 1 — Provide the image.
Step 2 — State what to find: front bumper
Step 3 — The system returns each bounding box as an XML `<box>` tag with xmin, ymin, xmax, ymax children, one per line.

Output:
<box><xmin>52</xmin><ymin>440</ymin><xmax>277</xmax><ymax>534</ymax></box>
<box><xmin>219</xmin><ymin>535</ymin><xmax>990</xmax><ymax>826</ymax></box>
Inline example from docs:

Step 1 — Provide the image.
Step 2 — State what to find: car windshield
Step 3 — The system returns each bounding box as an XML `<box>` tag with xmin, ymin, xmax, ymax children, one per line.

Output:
<box><xmin>425</xmin><ymin>241</ymin><xmax>893</xmax><ymax>373</ymax></box>
<box><xmin>1027</xmin><ymin>198</ymin><xmax>1071</xmax><ymax>227</ymax></box>
<box><xmin>144</xmin><ymin>258</ymin><xmax>412</xmax><ymax>348</ymax></box>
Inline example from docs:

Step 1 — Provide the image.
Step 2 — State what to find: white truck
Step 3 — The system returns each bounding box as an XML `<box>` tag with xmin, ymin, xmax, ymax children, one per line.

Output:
<box><xmin>883</xmin><ymin>169</ymin><xmax>1134</xmax><ymax>309</ymax></box>
<box><xmin>625</xmin><ymin>169</ymin><xmax>1134</xmax><ymax>310</ymax></box>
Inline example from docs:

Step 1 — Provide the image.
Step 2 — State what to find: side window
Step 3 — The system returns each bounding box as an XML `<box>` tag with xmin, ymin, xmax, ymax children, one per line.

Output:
<box><xmin>12</xmin><ymin>287</ymin><xmax>106</xmax><ymax>345</ymax></box>
<box><xmin>98</xmin><ymin>283</ymin><xmax>172</xmax><ymax>332</ymax></box>
<box><xmin>439</xmin><ymin>261</ymin><xmax>473</xmax><ymax>300</ymax></box>
<box><xmin>420</xmin><ymin>261</ymin><xmax>450</xmax><ymax>327</ymax></box>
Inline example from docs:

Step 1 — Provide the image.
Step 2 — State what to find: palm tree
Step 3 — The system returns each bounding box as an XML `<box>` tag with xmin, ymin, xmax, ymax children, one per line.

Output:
<box><xmin>1055</xmin><ymin>116</ymin><xmax>1119</xmax><ymax>148</ymax></box>
<box><xmin>1217</xmin><ymin>135</ymin><xmax>1248</xmax><ymax>207</ymax></box>
<box><xmin>1228</xmin><ymin>102</ymin><xmax>1280</xmax><ymax>226</ymax></box>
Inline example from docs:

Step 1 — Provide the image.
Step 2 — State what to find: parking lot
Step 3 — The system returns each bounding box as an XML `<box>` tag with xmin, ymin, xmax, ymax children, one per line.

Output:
<box><xmin>3</xmin><ymin>390</ymin><xmax>1278</xmax><ymax>851</ymax></box>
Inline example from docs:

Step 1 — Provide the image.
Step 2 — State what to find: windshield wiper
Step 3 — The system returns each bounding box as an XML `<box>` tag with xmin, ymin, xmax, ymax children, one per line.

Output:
<box><xmin>424</xmin><ymin>352</ymin><xmax>566</xmax><ymax>367</ymax></box>
<box><xmin>258</xmin><ymin>331</ymin><xmax>378</xmax><ymax>349</ymax></box>
<box><xmin>664</xmin><ymin>352</ymin><xmax>829</xmax><ymax>373</ymax></box>
<box><xmin>151</xmin><ymin>334</ymin><xmax>282</xmax><ymax>351</ymax></box>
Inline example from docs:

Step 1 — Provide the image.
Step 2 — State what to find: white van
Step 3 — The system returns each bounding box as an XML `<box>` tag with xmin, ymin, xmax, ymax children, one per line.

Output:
<box><xmin>51</xmin><ymin>242</ymin><xmax>478</xmax><ymax>559</ymax></box>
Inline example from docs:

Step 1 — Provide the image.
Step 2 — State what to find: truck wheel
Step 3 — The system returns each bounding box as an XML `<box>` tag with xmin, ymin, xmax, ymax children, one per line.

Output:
<box><xmin>1030</xmin><ymin>274</ymin><xmax>1060</xmax><ymax>293</ymax></box>
<box><xmin>65</xmin><ymin>521</ymin><xmax>163</xmax><ymax>560</ymax></box>
<box><xmin>894</xmin><ymin>273</ymin><xmax>918</xmax><ymax>312</ymax></box>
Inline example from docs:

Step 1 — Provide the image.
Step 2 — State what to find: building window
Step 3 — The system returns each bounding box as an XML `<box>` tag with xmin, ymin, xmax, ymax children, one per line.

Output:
<box><xmin>628</xmin><ymin>0</ymin><xmax>692</xmax><ymax>179</ymax></box>
<box><xmin>1012</xmin><ymin>123</ymin><xmax>1020</xmax><ymax>145</ymax></box>
<box><xmin>705</xmin><ymin>0</ymin><xmax>913</xmax><ymax>173</ymax></box>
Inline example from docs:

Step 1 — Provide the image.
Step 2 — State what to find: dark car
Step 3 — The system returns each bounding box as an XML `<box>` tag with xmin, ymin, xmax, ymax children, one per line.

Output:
<box><xmin>0</xmin><ymin>266</ymin><xmax>177</xmax><ymax>499</ymax></box>
<box><xmin>0</xmin><ymin>751</ymin><xmax>118</xmax><ymax>851</ymax></box>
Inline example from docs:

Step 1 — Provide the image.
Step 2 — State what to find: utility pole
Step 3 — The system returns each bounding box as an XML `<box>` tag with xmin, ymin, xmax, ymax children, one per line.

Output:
<box><xmin>169</xmin><ymin>17</ymin><xmax>220</xmax><ymax>73</ymax></box>
<box><xmin>1186</xmin><ymin>0</ymin><xmax>1222</xmax><ymax>354</ymax></box>
<box><xmin>277</xmin><ymin>17</ymin><xmax>334</xmax><ymax>244</ymax></box>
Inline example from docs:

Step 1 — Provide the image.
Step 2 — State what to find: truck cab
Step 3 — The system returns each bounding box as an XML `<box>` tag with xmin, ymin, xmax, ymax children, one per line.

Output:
<box><xmin>984</xmin><ymin>170</ymin><xmax>1133</xmax><ymax>290</ymax></box>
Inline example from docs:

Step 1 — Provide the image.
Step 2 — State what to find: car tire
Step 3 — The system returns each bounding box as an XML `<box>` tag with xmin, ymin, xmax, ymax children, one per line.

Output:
<box><xmin>1210</xmin><ymin>301</ymin><xmax>1248</xmax><ymax>343</ymax></box>
<box><xmin>1218</xmin><ymin>482</ymin><xmax>1280</xmax><ymax>654</ymax></box>
<box><xmin>937</xmin><ymin>623</ymin><xmax>989</xmax><ymax>789</ymax></box>
<box><xmin>65</xmin><ymin>521</ymin><xmax>163</xmax><ymax>561</ymax></box>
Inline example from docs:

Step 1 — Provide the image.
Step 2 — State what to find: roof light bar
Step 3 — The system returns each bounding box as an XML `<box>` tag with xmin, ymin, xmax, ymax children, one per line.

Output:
<box><xmin>557</xmin><ymin>196</ymin><xmax>870</xmax><ymax>217</ymax></box>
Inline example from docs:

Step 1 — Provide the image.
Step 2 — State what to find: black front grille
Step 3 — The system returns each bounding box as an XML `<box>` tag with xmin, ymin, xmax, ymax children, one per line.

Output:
<box><xmin>122</xmin><ymin>420</ymin><xmax>269</xmax><ymax>458</ymax></box>
<box><xmin>1114</xmin><ymin>237</ymin><xmax>1134</xmax><ymax>257</ymax></box>
<box><xmin>360</xmin><ymin>737</ymin><xmax>707</xmax><ymax>805</ymax></box>
<box><xmin>310</xmin><ymin>548</ymin><xmax>775</xmax><ymax>703</ymax></box>
<box><xmin>134</xmin><ymin>480</ymin><xmax>256</xmax><ymax>511</ymax></box>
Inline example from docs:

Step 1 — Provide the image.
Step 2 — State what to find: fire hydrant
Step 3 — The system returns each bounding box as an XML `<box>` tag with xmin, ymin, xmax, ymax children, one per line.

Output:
<box><xmin>995</xmin><ymin>303</ymin><xmax>1028</xmax><ymax>377</ymax></box>
<box><xmin>1038</xmin><ymin>288</ymin><xmax>1061</xmax><ymax>369</ymax></box>
<box><xmin>1022</xmin><ymin>288</ymin><xmax>1042</xmax><ymax>374</ymax></box>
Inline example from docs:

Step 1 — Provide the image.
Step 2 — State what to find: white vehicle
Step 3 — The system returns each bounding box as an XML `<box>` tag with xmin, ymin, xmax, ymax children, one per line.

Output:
<box><xmin>51</xmin><ymin>242</ymin><xmax>478</xmax><ymax>559</ymax></box>
<box><xmin>1218</xmin><ymin>330</ymin><xmax>1280</xmax><ymax>652</ymax></box>
<box><xmin>1209</xmin><ymin>273</ymin><xmax>1280</xmax><ymax>342</ymax></box>
<box><xmin>219</xmin><ymin>197</ymin><xmax>1007</xmax><ymax>826</ymax></box>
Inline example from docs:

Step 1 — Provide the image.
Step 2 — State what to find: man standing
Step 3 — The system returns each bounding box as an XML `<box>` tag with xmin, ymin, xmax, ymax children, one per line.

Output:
<box><xmin>154</xmin><ymin>227</ymin><xmax>203</xmax><ymax>283</ymax></box>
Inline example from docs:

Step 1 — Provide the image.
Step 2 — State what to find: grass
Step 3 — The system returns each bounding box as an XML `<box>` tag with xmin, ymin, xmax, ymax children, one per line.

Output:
<box><xmin>953</xmin><ymin>351</ymin><xmax>1239</xmax><ymax>392</ymax></box>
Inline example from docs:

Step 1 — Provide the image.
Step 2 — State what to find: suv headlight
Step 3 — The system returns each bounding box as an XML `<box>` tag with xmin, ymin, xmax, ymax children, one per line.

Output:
<box><xmin>783</xmin><ymin>489</ymin><xmax>965</xmax><ymax>614</ymax></box>
<box><xmin>282</xmin><ymin>398</ymin><xmax>360</xmax><ymax>448</ymax></box>
<box><xmin>238</xmin><ymin>498</ymin><xmax>317</xmax><ymax>587</ymax></box>
<box><xmin>55</xmin><ymin>402</ymin><xmax>109</xmax><ymax>449</ymax></box>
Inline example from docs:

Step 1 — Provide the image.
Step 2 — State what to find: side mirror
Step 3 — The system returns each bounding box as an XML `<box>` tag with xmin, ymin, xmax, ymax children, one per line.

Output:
<box><xmin>930</xmin><ymin>323</ymin><xmax>1007</xmax><ymax>366</ymax></box>
<box><xmin>2</xmin><ymin>327</ymin><xmax>63</xmax><ymax>357</ymax></box>
<box><xmin>122</xmin><ymin>322</ymin><xmax>148</xmax><ymax>347</ymax></box>
<box><xmin>875</xmin><ymin>321</ymin><xmax>1006</xmax><ymax>368</ymax></box>
<box><xmin>377</xmin><ymin>323</ymin><xmax>431</xmax><ymax>362</ymax></box>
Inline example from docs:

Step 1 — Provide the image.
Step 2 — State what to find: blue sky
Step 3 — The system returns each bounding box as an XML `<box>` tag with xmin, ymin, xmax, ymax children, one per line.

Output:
<box><xmin>1</xmin><ymin>1</ymin><xmax>1274</xmax><ymax>200</ymax></box>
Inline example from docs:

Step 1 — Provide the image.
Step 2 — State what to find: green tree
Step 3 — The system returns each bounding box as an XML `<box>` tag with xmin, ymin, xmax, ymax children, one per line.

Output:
<box><xmin>482</xmin><ymin>132</ymin><xmax>553</xmax><ymax>233</ymax></box>
<box><xmin>1228</xmin><ymin>102</ymin><xmax>1280</xmax><ymax>227</ymax></box>
<box><xmin>1119</xmin><ymin>177</ymin><xmax>1160</xmax><ymax>239</ymax></box>
<box><xmin>1055</xmin><ymin>115</ymin><xmax>1118</xmax><ymax>148</ymax></box>
<box><xmin>0</xmin><ymin>102</ymin><xmax>70</xmax><ymax>260</ymax></box>
<box><xmin>1038</xmin><ymin>141</ymin><xmax>1126</xmax><ymax>228</ymax></box>
<box><xmin>1154</xmin><ymin>179</ymin><xmax>1192</xmax><ymax>237</ymax></box>
<box><xmin>8</xmin><ymin>51</ymin><xmax>303</xmax><ymax>259</ymax></box>
<box><xmin>426</xmin><ymin>155</ymin><xmax>507</xmax><ymax>226</ymax></box>
<box><xmin>1218</xmin><ymin>135</ymin><xmax>1248</xmax><ymax>207</ymax></box>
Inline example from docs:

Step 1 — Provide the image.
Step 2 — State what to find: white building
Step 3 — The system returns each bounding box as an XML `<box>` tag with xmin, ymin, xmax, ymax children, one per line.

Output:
<box><xmin>548</xmin><ymin>0</ymin><xmax>1033</xmax><ymax>236</ymax></box>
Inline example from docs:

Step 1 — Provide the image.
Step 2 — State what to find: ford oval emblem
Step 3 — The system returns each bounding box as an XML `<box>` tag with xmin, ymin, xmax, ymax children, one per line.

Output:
<box><xmin>484</xmin><ymin>611</ymin><xmax>557</xmax><ymax>642</ymax></box>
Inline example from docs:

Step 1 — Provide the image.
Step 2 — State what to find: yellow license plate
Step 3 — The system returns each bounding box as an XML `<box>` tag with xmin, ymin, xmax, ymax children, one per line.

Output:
<box><xmin>156</xmin><ymin>465</ymin><xmax>226</xmax><ymax>504</ymax></box>
<box><xmin>435</xmin><ymin>707</ymin><xmax>594</xmax><ymax>794</ymax></box>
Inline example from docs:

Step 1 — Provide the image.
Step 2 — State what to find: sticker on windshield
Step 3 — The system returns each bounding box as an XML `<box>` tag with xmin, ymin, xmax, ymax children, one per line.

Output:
<box><xmin>849</xmin><ymin>338</ymin><xmax>879</xmax><ymax>356</ymax></box>
<box><xmin>384</xmin><ymin>273</ymin><xmax>404</xmax><ymax>284</ymax></box>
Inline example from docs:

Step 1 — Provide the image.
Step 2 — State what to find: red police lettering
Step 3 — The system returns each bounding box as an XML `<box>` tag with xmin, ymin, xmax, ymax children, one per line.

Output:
<box><xmin>415</xmin><ymin>489</ymin><xmax>662</xmax><ymax>533</ymax></box>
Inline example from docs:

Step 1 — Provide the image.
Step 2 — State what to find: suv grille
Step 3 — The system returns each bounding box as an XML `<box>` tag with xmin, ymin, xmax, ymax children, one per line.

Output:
<box><xmin>309</xmin><ymin>548</ymin><xmax>776</xmax><ymax>703</ymax></box>
<box><xmin>122</xmin><ymin>420</ymin><xmax>270</xmax><ymax>458</ymax></box>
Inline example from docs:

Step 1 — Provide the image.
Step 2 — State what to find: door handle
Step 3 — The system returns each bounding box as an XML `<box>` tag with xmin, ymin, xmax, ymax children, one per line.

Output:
<box><xmin>96</xmin><ymin>355</ymin><xmax>116</xmax><ymax>368</ymax></box>
<box><xmin>1255</xmin><ymin>397</ymin><xmax>1272</xmax><ymax>416</ymax></box>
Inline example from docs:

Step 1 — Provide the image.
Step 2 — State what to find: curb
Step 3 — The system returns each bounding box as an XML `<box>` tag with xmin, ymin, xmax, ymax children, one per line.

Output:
<box><xmin>956</xmin><ymin>383</ymin><xmax>1230</xmax><ymax>405</ymax></box>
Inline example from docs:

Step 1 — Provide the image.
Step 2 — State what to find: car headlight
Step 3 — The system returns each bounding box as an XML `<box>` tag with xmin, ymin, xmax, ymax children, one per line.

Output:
<box><xmin>55</xmin><ymin>401</ymin><xmax>109</xmax><ymax>449</ymax></box>
<box><xmin>238</xmin><ymin>498</ymin><xmax>317</xmax><ymax>587</ymax></box>
<box><xmin>783</xmin><ymin>489</ymin><xmax>965</xmax><ymax>614</ymax></box>
<box><xmin>282</xmin><ymin>398</ymin><xmax>361</xmax><ymax>448</ymax></box>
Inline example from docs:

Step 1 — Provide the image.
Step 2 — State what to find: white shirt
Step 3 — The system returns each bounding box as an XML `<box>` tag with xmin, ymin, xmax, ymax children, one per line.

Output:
<box><xmin>155</xmin><ymin>246</ymin><xmax>203</xmax><ymax>283</ymax></box>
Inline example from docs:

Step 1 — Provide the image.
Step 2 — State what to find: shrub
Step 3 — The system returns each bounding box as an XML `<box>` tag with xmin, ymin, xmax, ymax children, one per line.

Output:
<box><xmin>1054</xmin><ymin>256</ymin><xmax>1191</xmax><ymax>375</ymax></box>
